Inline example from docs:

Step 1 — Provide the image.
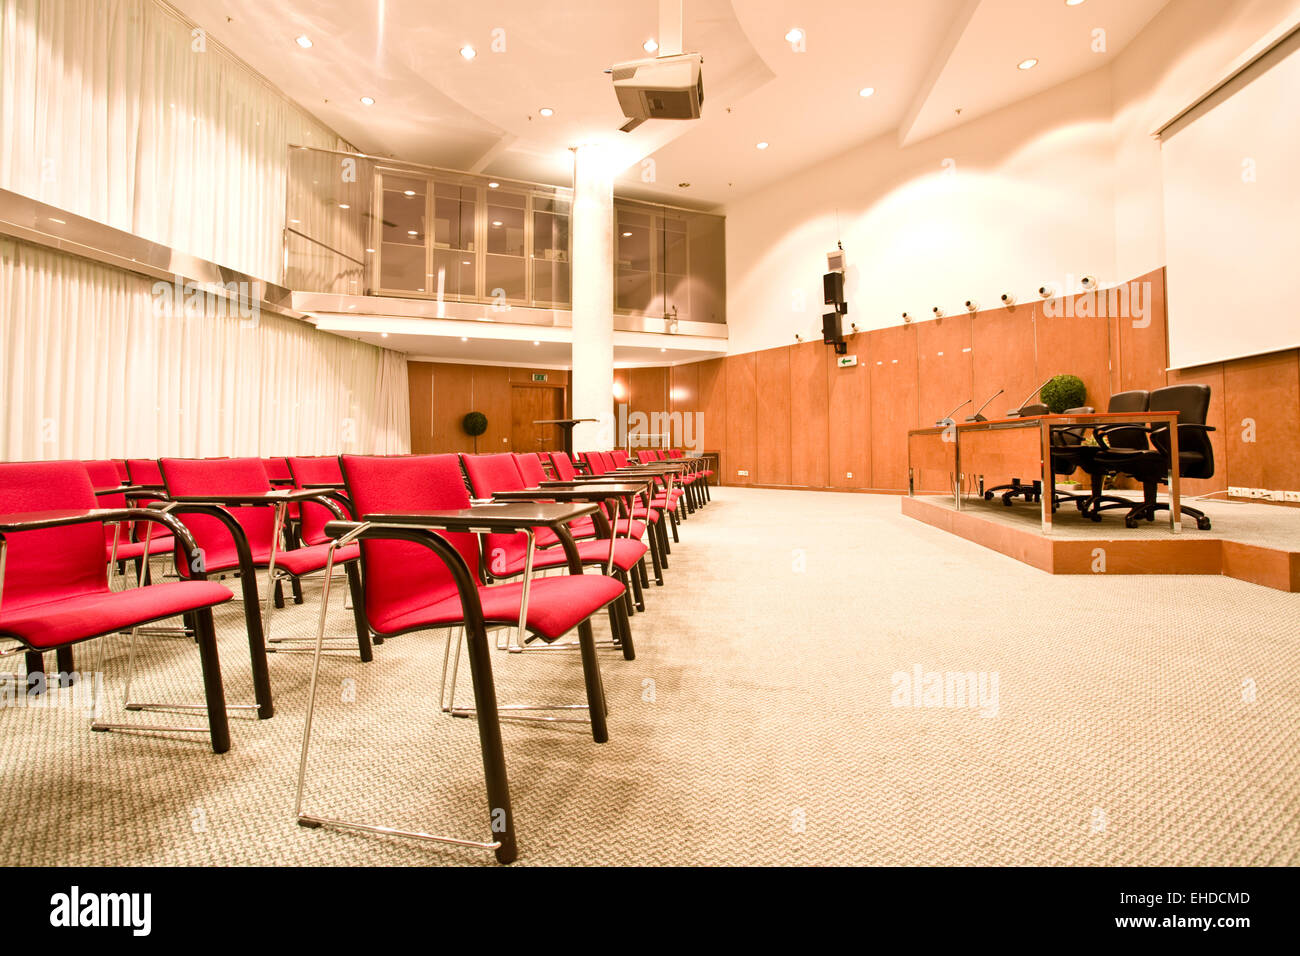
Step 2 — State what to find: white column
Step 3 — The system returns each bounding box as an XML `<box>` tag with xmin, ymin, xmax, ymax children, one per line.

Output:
<box><xmin>570</xmin><ymin>144</ymin><xmax>615</xmax><ymax>451</ymax></box>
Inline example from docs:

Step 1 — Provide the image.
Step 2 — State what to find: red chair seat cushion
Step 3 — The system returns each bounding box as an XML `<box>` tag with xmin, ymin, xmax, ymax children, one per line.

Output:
<box><xmin>497</xmin><ymin>538</ymin><xmax>648</xmax><ymax>576</ymax></box>
<box><xmin>0</xmin><ymin>581</ymin><xmax>233</xmax><ymax>649</ymax></box>
<box><xmin>374</xmin><ymin>574</ymin><xmax>625</xmax><ymax>642</ymax></box>
<box><xmin>195</xmin><ymin>537</ymin><xmax>358</xmax><ymax>576</ymax></box>
<box><xmin>104</xmin><ymin>537</ymin><xmax>173</xmax><ymax>563</ymax></box>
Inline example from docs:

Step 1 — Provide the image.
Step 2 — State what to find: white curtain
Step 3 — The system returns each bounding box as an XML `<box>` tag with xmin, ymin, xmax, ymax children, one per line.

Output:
<box><xmin>0</xmin><ymin>236</ymin><xmax>409</xmax><ymax>460</ymax></box>
<box><xmin>0</xmin><ymin>0</ymin><xmax>348</xmax><ymax>281</ymax></box>
<box><xmin>0</xmin><ymin>0</ymin><xmax>412</xmax><ymax>459</ymax></box>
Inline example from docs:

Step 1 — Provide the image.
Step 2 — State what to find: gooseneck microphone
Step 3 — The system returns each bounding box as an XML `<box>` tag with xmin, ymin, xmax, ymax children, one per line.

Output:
<box><xmin>965</xmin><ymin>388</ymin><xmax>1004</xmax><ymax>422</ymax></box>
<box><xmin>936</xmin><ymin>398</ymin><xmax>972</xmax><ymax>427</ymax></box>
<box><xmin>1009</xmin><ymin>376</ymin><xmax>1055</xmax><ymax>416</ymax></box>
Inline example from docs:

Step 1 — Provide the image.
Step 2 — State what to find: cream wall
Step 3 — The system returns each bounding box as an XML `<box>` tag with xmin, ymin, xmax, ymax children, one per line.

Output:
<box><xmin>723</xmin><ymin>0</ymin><xmax>1300</xmax><ymax>357</ymax></box>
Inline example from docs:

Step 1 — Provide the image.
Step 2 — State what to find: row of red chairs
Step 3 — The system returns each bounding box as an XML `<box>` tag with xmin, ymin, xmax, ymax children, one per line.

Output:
<box><xmin>0</xmin><ymin>447</ymin><xmax>708</xmax><ymax>863</ymax></box>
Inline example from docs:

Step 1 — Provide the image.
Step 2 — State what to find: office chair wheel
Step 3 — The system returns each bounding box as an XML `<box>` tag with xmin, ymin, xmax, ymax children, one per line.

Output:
<box><xmin>984</xmin><ymin>492</ymin><xmax>994</xmax><ymax>501</ymax></box>
<box><xmin>1196</xmin><ymin>516</ymin><xmax>1212</xmax><ymax>531</ymax></box>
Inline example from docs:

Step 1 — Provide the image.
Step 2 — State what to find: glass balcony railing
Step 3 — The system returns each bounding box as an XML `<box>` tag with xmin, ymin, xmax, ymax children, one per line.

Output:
<box><xmin>284</xmin><ymin>146</ymin><xmax>725</xmax><ymax>324</ymax></box>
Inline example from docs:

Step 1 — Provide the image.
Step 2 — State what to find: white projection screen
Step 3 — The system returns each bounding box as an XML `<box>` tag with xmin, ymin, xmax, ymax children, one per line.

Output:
<box><xmin>1160</xmin><ymin>27</ymin><xmax>1300</xmax><ymax>370</ymax></box>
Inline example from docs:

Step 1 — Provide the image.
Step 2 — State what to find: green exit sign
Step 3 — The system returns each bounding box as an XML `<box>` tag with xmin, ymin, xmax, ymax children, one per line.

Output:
<box><xmin>532</xmin><ymin>373</ymin><xmax>548</xmax><ymax>382</ymax></box>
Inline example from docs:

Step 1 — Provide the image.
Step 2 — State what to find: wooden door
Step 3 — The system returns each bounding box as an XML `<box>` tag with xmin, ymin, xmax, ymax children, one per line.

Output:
<box><xmin>510</xmin><ymin>385</ymin><xmax>564</xmax><ymax>453</ymax></box>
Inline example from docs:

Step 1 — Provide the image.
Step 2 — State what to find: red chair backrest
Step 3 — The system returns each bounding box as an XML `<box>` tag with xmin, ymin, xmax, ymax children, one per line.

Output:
<box><xmin>262</xmin><ymin>457</ymin><xmax>292</xmax><ymax>482</ymax></box>
<box><xmin>550</xmin><ymin>451</ymin><xmax>578</xmax><ymax>481</ymax></box>
<box><xmin>112</xmin><ymin>459</ymin><xmax>129</xmax><ymax>481</ymax></box>
<box><xmin>0</xmin><ymin>462</ymin><xmax>107</xmax><ymax>609</ymax></box>
<box><xmin>160</xmin><ymin>458</ymin><xmax>275</xmax><ymax>574</ymax></box>
<box><xmin>597</xmin><ymin>451</ymin><xmax>617</xmax><ymax>472</ymax></box>
<box><xmin>339</xmin><ymin>454</ymin><xmax>481</xmax><ymax>633</ymax></box>
<box><xmin>668</xmin><ymin>449</ymin><xmax>683</xmax><ymax>458</ymax></box>
<box><xmin>581</xmin><ymin>452</ymin><xmax>606</xmax><ymax>476</ymax></box>
<box><xmin>513</xmin><ymin>453</ymin><xmax>548</xmax><ymax>488</ymax></box>
<box><xmin>83</xmin><ymin>460</ymin><xmax>132</xmax><ymax>550</ymax></box>
<box><xmin>460</xmin><ymin>454</ymin><xmax>532</xmax><ymax>571</ymax></box>
<box><xmin>125</xmin><ymin>458</ymin><xmax>163</xmax><ymax>486</ymax></box>
<box><xmin>287</xmin><ymin>456</ymin><xmax>351</xmax><ymax>546</ymax></box>
<box><xmin>611</xmin><ymin>450</ymin><xmax>629</xmax><ymax>467</ymax></box>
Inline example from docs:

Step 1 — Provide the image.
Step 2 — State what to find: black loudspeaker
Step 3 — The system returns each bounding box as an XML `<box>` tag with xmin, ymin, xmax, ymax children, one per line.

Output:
<box><xmin>823</xmin><ymin>271</ymin><xmax>844</xmax><ymax>305</ymax></box>
<box><xmin>821</xmin><ymin>312</ymin><xmax>841</xmax><ymax>344</ymax></box>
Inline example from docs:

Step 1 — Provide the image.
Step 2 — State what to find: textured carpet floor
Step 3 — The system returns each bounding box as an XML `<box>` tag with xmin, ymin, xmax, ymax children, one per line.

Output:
<box><xmin>2</xmin><ymin>487</ymin><xmax>1297</xmax><ymax>866</ymax></box>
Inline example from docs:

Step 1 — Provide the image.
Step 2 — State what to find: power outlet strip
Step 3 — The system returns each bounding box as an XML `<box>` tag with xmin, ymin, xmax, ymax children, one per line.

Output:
<box><xmin>1285</xmin><ymin>491</ymin><xmax>1300</xmax><ymax>503</ymax></box>
<box><xmin>737</xmin><ymin>469</ymin><xmax>749</xmax><ymax>477</ymax></box>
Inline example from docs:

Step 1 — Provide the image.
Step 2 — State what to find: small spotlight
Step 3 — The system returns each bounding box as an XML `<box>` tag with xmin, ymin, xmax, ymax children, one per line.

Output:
<box><xmin>901</xmin><ymin>312</ymin><xmax>912</xmax><ymax>323</ymax></box>
<box><xmin>295</xmin><ymin>35</ymin><xmax>313</xmax><ymax>48</ymax></box>
<box><xmin>381</xmin><ymin>332</ymin><xmax>388</xmax><ymax>338</ymax></box>
<box><xmin>360</xmin><ymin>96</ymin><xmax>375</xmax><ymax>106</ymax></box>
<box><xmin>533</xmin><ymin>340</ymin><xmax>540</xmax><ymax>346</ymax></box>
<box><xmin>756</xmin><ymin>141</ymin><xmax>769</xmax><ymax>150</ymax></box>
<box><xmin>403</xmin><ymin>189</ymin><xmax>416</xmax><ymax>196</ymax></box>
<box><xmin>1000</xmin><ymin>292</ymin><xmax>1016</xmax><ymax>305</ymax></box>
<box><xmin>365</xmin><ymin>248</ymin><xmax>375</xmax><ymax>253</ymax></box>
<box><xmin>460</xmin><ymin>45</ymin><xmax>476</xmax><ymax>60</ymax></box>
<box><xmin>643</xmin><ymin>38</ymin><xmax>658</xmax><ymax>53</ymax></box>
<box><xmin>622</xmin><ymin>231</ymin><xmax>632</xmax><ymax>237</ymax></box>
<box><xmin>785</xmin><ymin>28</ymin><xmax>804</xmax><ymax>43</ymax></box>
<box><xmin>407</xmin><ymin>229</ymin><xmax>418</xmax><ymax>236</ymax></box>
<box><xmin>539</xmin><ymin>107</ymin><xmax>554</xmax><ymax>117</ymax></box>
<box><xmin>858</xmin><ymin>87</ymin><xmax>875</xmax><ymax>97</ymax></box>
<box><xmin>1018</xmin><ymin>58</ymin><xmax>1038</xmax><ymax>70</ymax></box>
<box><xmin>1038</xmin><ymin>284</ymin><xmax>1055</xmax><ymax>298</ymax></box>
<box><xmin>964</xmin><ymin>299</ymin><xmax>979</xmax><ymax>312</ymax></box>
<box><xmin>460</xmin><ymin>336</ymin><xmax>468</xmax><ymax>342</ymax></box>
<box><xmin>932</xmin><ymin>306</ymin><xmax>944</xmax><ymax>317</ymax></box>
<box><xmin>488</xmin><ymin>181</ymin><xmax>500</xmax><ymax>188</ymax></box>
<box><xmin>338</xmin><ymin>203</ymin><xmax>349</xmax><ymax>209</ymax></box>
<box><xmin>491</xmin><ymin>220</ymin><xmax>503</xmax><ymax>227</ymax></box>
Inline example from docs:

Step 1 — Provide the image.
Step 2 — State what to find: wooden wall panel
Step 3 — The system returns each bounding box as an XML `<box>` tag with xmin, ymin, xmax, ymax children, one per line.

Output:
<box><xmin>789</xmin><ymin>341</ymin><xmax>829</xmax><ymax>487</ymax></box>
<box><xmin>629</xmin><ymin>366</ymin><xmax>669</xmax><ymax>419</ymax></box>
<box><xmin>827</xmin><ymin>333</ymin><xmax>870</xmax><ymax>489</ymax></box>
<box><xmin>868</xmin><ymin>324</ymin><xmax>918</xmax><ymax>490</ymax></box>
<box><xmin>755</xmin><ymin>348</ymin><xmax>792</xmax><ymax>485</ymax></box>
<box><xmin>971</xmin><ymin>305</ymin><xmax>1037</xmax><ymax>419</ymax></box>
<box><xmin>724</xmin><ymin>353</ymin><xmax>757</xmax><ymax>485</ymax></box>
<box><xmin>474</xmin><ymin>365</ymin><xmax>513</xmax><ymax>453</ymax></box>
<box><xmin>915</xmin><ymin>316</ymin><xmax>973</xmax><ymax>492</ymax></box>
<box><xmin>1035</xmin><ymin>306</ymin><xmax>1111</xmax><ymax>414</ymax></box>
<box><xmin>697</xmin><ymin>358</ymin><xmax>727</xmax><ymax>478</ymax></box>
<box><xmin>1114</xmin><ymin>268</ymin><xmax>1169</xmax><ymax>393</ymax></box>
<box><xmin>408</xmin><ymin>362</ymin><xmax>435</xmax><ymax>454</ymax></box>
<box><xmin>430</xmin><ymin>363</ymin><xmax>476</xmax><ymax>454</ymax></box>
<box><xmin>1166</xmin><ymin>363</ymin><xmax>1227</xmax><ymax>497</ymax></box>
<box><xmin>1223</xmin><ymin>349</ymin><xmax>1300</xmax><ymax>492</ymax></box>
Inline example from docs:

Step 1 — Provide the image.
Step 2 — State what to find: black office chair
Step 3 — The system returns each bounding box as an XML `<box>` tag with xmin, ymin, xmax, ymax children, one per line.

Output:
<box><xmin>1049</xmin><ymin>406</ymin><xmax>1095</xmax><ymax>511</ymax></box>
<box><xmin>1091</xmin><ymin>385</ymin><xmax>1215</xmax><ymax>530</ymax></box>
<box><xmin>1078</xmin><ymin>389</ymin><xmax>1150</xmax><ymax>519</ymax></box>
<box><xmin>982</xmin><ymin>403</ymin><xmax>1050</xmax><ymax>505</ymax></box>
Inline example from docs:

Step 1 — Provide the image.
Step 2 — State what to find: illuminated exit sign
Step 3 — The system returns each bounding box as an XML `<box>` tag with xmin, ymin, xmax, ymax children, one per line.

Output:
<box><xmin>836</xmin><ymin>355</ymin><xmax>858</xmax><ymax>368</ymax></box>
<box><xmin>532</xmin><ymin>373</ymin><xmax>548</xmax><ymax>382</ymax></box>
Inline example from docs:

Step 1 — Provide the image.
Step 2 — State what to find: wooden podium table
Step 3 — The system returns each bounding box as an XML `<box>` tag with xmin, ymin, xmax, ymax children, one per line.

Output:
<box><xmin>907</xmin><ymin>411</ymin><xmax>1182</xmax><ymax>534</ymax></box>
<box><xmin>532</xmin><ymin>418</ymin><xmax>596</xmax><ymax>457</ymax></box>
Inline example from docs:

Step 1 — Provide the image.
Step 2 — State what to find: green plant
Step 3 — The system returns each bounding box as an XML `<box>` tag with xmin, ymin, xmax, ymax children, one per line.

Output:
<box><xmin>1040</xmin><ymin>374</ymin><xmax>1086</xmax><ymax>414</ymax></box>
<box><xmin>462</xmin><ymin>411</ymin><xmax>488</xmax><ymax>452</ymax></box>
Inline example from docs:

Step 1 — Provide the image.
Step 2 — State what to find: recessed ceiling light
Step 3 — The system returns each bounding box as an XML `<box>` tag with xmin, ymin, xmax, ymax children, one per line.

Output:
<box><xmin>539</xmin><ymin>107</ymin><xmax>554</xmax><ymax>117</ymax></box>
<box><xmin>381</xmin><ymin>332</ymin><xmax>388</xmax><ymax>338</ymax></box>
<box><xmin>859</xmin><ymin>86</ymin><xmax>875</xmax><ymax>97</ymax></box>
<box><xmin>533</xmin><ymin>340</ymin><xmax>540</xmax><ymax>346</ymax></box>
<box><xmin>488</xmin><ymin>181</ymin><xmax>500</xmax><ymax>188</ymax></box>
<box><xmin>785</xmin><ymin>28</ymin><xmax>803</xmax><ymax>43</ymax></box>
<box><xmin>460</xmin><ymin>336</ymin><xmax>468</xmax><ymax>342</ymax></box>
<box><xmin>1065</xmin><ymin>0</ymin><xmax>1086</xmax><ymax>5</ymax></box>
<box><xmin>462</xmin><ymin>260</ymin><xmax>471</xmax><ymax>265</ymax></box>
<box><xmin>1018</xmin><ymin>58</ymin><xmax>1039</xmax><ymax>70</ymax></box>
<box><xmin>756</xmin><ymin>141</ymin><xmax>769</xmax><ymax>150</ymax></box>
<box><xmin>491</xmin><ymin>220</ymin><xmax>503</xmax><ymax>227</ymax></box>
<box><xmin>622</xmin><ymin>231</ymin><xmax>632</xmax><ymax>237</ymax></box>
<box><xmin>403</xmin><ymin>189</ymin><xmax>416</xmax><ymax>196</ymax></box>
<box><xmin>295</xmin><ymin>35</ymin><xmax>313</xmax><ymax>48</ymax></box>
<box><xmin>407</xmin><ymin>229</ymin><xmax>418</xmax><ymax>236</ymax></box>
<box><xmin>460</xmin><ymin>45</ymin><xmax>476</xmax><ymax>60</ymax></box>
<box><xmin>643</xmin><ymin>38</ymin><xmax>658</xmax><ymax>53</ymax></box>
<box><xmin>660</xmin><ymin>348</ymin><xmax>667</xmax><ymax>353</ymax></box>
<box><xmin>359</xmin><ymin>96</ymin><xmax>375</xmax><ymax>106</ymax></box>
<box><xmin>338</xmin><ymin>203</ymin><xmax>349</xmax><ymax>209</ymax></box>
<box><xmin>289</xmin><ymin>218</ymin><xmax>300</xmax><ymax>224</ymax></box>
<box><xmin>365</xmin><ymin>248</ymin><xmax>375</xmax><ymax>253</ymax></box>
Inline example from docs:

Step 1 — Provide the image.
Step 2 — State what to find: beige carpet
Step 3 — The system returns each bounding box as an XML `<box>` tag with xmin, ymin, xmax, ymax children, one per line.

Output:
<box><xmin>2</xmin><ymin>487</ymin><xmax>1297</xmax><ymax>866</ymax></box>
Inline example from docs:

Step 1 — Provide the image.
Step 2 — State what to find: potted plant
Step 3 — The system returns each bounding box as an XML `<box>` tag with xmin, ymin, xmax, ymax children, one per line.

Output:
<box><xmin>1039</xmin><ymin>374</ymin><xmax>1087</xmax><ymax>414</ymax></box>
<box><xmin>462</xmin><ymin>411</ymin><xmax>488</xmax><ymax>453</ymax></box>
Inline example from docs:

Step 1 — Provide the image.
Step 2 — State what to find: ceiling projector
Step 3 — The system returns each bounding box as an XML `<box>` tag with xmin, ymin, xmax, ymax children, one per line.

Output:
<box><xmin>611</xmin><ymin>52</ymin><xmax>704</xmax><ymax>131</ymax></box>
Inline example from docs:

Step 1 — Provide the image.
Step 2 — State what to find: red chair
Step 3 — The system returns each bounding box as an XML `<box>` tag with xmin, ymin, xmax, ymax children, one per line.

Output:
<box><xmin>295</xmin><ymin>453</ymin><xmax>628</xmax><ymax>863</ymax></box>
<box><xmin>111</xmin><ymin>459</ymin><xmax>129</xmax><ymax>482</ymax></box>
<box><xmin>160</xmin><ymin>457</ymin><xmax>371</xmax><ymax>663</ymax></box>
<box><xmin>0</xmin><ymin>461</ymin><xmax>235</xmax><ymax>752</ymax></box>
<box><xmin>83</xmin><ymin>460</ymin><xmax>171</xmax><ymax>581</ymax></box>
<box><xmin>463</xmin><ymin>454</ymin><xmax>597</xmax><ymax>545</ymax></box>
<box><xmin>286</xmin><ymin>456</ymin><xmax>352</xmax><ymax>547</ymax></box>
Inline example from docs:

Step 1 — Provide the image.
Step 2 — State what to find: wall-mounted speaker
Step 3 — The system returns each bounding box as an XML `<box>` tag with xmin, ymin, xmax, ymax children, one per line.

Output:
<box><xmin>823</xmin><ymin>271</ymin><xmax>844</xmax><ymax>306</ymax></box>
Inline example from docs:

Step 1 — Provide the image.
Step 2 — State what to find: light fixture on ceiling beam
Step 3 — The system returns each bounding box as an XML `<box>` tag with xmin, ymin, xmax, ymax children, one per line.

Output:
<box><xmin>1018</xmin><ymin>58</ymin><xmax>1039</xmax><ymax>70</ymax></box>
<box><xmin>460</xmin><ymin>45</ymin><xmax>476</xmax><ymax>60</ymax></box>
<box><xmin>488</xmin><ymin>181</ymin><xmax>499</xmax><ymax>188</ymax></box>
<box><xmin>785</xmin><ymin>28</ymin><xmax>803</xmax><ymax>43</ymax></box>
<box><xmin>859</xmin><ymin>87</ymin><xmax>875</xmax><ymax>97</ymax></box>
<box><xmin>1065</xmin><ymin>0</ymin><xmax>1086</xmax><ymax>6</ymax></box>
<box><xmin>756</xmin><ymin>141</ymin><xmax>769</xmax><ymax>150</ymax></box>
<box><xmin>294</xmin><ymin>35</ymin><xmax>313</xmax><ymax>48</ymax></box>
<box><xmin>539</xmin><ymin>107</ymin><xmax>554</xmax><ymax>117</ymax></box>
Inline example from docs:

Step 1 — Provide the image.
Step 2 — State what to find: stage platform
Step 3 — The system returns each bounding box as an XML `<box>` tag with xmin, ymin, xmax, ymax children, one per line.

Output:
<box><xmin>902</xmin><ymin>492</ymin><xmax>1300</xmax><ymax>592</ymax></box>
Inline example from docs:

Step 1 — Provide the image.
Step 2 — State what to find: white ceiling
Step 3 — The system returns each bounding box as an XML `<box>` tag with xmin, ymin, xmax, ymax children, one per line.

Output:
<box><xmin>176</xmin><ymin>0</ymin><xmax>1170</xmax><ymax>210</ymax></box>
